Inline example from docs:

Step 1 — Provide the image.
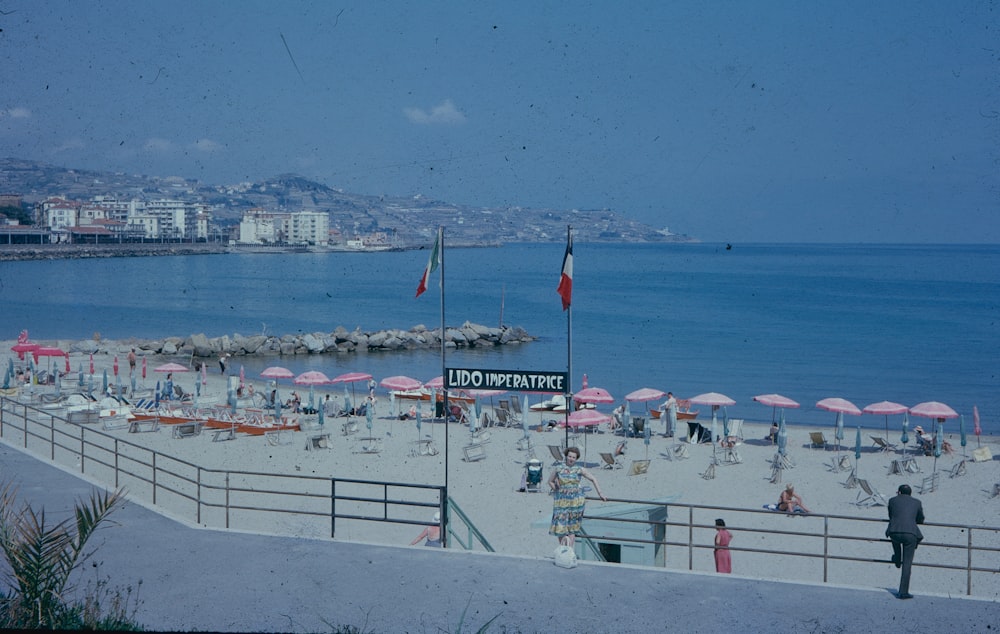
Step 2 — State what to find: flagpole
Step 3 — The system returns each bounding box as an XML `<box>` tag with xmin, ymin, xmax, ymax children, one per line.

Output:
<box><xmin>438</xmin><ymin>226</ymin><xmax>448</xmax><ymax>547</ymax></box>
<box><xmin>565</xmin><ymin>225</ymin><xmax>572</xmax><ymax>449</ymax></box>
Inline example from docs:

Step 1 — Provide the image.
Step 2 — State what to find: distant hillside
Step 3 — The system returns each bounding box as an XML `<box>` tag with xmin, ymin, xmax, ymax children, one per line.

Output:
<box><xmin>0</xmin><ymin>157</ymin><xmax>697</xmax><ymax>245</ymax></box>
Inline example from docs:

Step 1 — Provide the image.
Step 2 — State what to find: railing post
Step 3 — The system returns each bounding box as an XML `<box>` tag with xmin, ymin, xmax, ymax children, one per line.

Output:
<box><xmin>152</xmin><ymin>452</ymin><xmax>157</xmax><ymax>505</ymax></box>
<box><xmin>80</xmin><ymin>426</ymin><xmax>85</xmax><ymax>473</ymax></box>
<box><xmin>114</xmin><ymin>438</ymin><xmax>119</xmax><ymax>488</ymax></box>
<box><xmin>441</xmin><ymin>488</ymin><xmax>448</xmax><ymax>549</ymax></box>
<box><xmin>50</xmin><ymin>415</ymin><xmax>55</xmax><ymax>460</ymax></box>
<box><xmin>225</xmin><ymin>472</ymin><xmax>230</xmax><ymax>529</ymax></box>
<box><xmin>330</xmin><ymin>478</ymin><xmax>336</xmax><ymax>539</ymax></box>
<box><xmin>688</xmin><ymin>506</ymin><xmax>694</xmax><ymax>570</ymax></box>
<box><xmin>967</xmin><ymin>528</ymin><xmax>973</xmax><ymax>596</ymax></box>
<box><xmin>823</xmin><ymin>516</ymin><xmax>829</xmax><ymax>583</ymax></box>
<box><xmin>196</xmin><ymin>466</ymin><xmax>202</xmax><ymax>525</ymax></box>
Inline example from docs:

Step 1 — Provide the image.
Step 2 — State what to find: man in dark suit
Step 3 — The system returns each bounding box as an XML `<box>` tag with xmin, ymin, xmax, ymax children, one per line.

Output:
<box><xmin>886</xmin><ymin>484</ymin><xmax>924</xmax><ymax>599</ymax></box>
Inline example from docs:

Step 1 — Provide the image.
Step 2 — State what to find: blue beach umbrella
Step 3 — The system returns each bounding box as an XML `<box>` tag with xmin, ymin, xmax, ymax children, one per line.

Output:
<box><xmin>2</xmin><ymin>366</ymin><xmax>8</xmax><ymax>390</ymax></box>
<box><xmin>934</xmin><ymin>419</ymin><xmax>943</xmax><ymax>459</ymax></box>
<box><xmin>474</xmin><ymin>397</ymin><xmax>482</xmax><ymax>426</ymax></box>
<box><xmin>115</xmin><ymin>373</ymin><xmax>122</xmax><ymax>400</ymax></box>
<box><xmin>901</xmin><ymin>413</ymin><xmax>910</xmax><ymax>450</ymax></box>
<box><xmin>644</xmin><ymin>420</ymin><xmax>651</xmax><ymax>460</ymax></box>
<box><xmin>78</xmin><ymin>364</ymin><xmax>84</xmax><ymax>387</ymax></box>
<box><xmin>229</xmin><ymin>388</ymin><xmax>237</xmax><ymax>415</ymax></box>
<box><xmin>88</xmin><ymin>373</ymin><xmax>94</xmax><ymax>398</ymax></box>
<box><xmin>722</xmin><ymin>406</ymin><xmax>730</xmax><ymax>440</ymax></box>
<box><xmin>7</xmin><ymin>358</ymin><xmax>12</xmax><ymax>377</ymax></box>
<box><xmin>415</xmin><ymin>408</ymin><xmax>422</xmax><ymax>438</ymax></box>
<box><xmin>102</xmin><ymin>369</ymin><xmax>108</xmax><ymax>394</ymax></box>
<box><xmin>274</xmin><ymin>396</ymin><xmax>282</xmax><ymax>422</ymax></box>
<box><xmin>521</xmin><ymin>396</ymin><xmax>530</xmax><ymax>440</ymax></box>
<box><xmin>959</xmin><ymin>415</ymin><xmax>967</xmax><ymax>456</ymax></box>
<box><xmin>623</xmin><ymin>400</ymin><xmax>631</xmax><ymax>437</ymax></box>
<box><xmin>131</xmin><ymin>374</ymin><xmax>137</xmax><ymax>396</ymax></box>
<box><xmin>318</xmin><ymin>396</ymin><xmax>325</xmax><ymax>426</ymax></box>
<box><xmin>777</xmin><ymin>410</ymin><xmax>788</xmax><ymax>456</ymax></box>
<box><xmin>854</xmin><ymin>426</ymin><xmax>862</xmax><ymax>459</ymax></box>
<box><xmin>343</xmin><ymin>385</ymin><xmax>352</xmax><ymax>415</ymax></box>
<box><xmin>366</xmin><ymin>402</ymin><xmax>373</xmax><ymax>432</ymax></box>
<box><xmin>154</xmin><ymin>380</ymin><xmax>160</xmax><ymax>407</ymax></box>
<box><xmin>710</xmin><ymin>411</ymin><xmax>719</xmax><ymax>463</ymax></box>
<box><xmin>469</xmin><ymin>400</ymin><xmax>478</xmax><ymax>436</ymax></box>
<box><xmin>54</xmin><ymin>369</ymin><xmax>61</xmax><ymax>396</ymax></box>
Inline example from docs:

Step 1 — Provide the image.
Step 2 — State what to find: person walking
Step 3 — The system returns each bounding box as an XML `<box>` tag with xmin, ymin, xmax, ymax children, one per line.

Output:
<box><xmin>548</xmin><ymin>447</ymin><xmax>606</xmax><ymax>548</ymax></box>
<box><xmin>714</xmin><ymin>518</ymin><xmax>732</xmax><ymax>573</ymax></box>
<box><xmin>127</xmin><ymin>348</ymin><xmax>137</xmax><ymax>375</ymax></box>
<box><xmin>886</xmin><ymin>484</ymin><xmax>924</xmax><ymax>599</ymax></box>
<box><xmin>218</xmin><ymin>353</ymin><xmax>228</xmax><ymax>375</ymax></box>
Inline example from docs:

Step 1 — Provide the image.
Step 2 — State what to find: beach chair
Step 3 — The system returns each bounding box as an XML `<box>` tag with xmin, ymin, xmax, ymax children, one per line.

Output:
<box><xmin>701</xmin><ymin>462</ymin><xmax>716</xmax><ymax>480</ymax></box>
<box><xmin>948</xmin><ymin>460</ymin><xmax>966</xmax><ymax>478</ymax></box>
<box><xmin>171</xmin><ymin>421</ymin><xmax>204</xmax><ymax>439</ymax></box>
<box><xmin>305</xmin><ymin>433</ymin><xmax>331</xmax><ymax>450</ymax></box>
<box><xmin>599</xmin><ymin>452</ymin><xmax>623</xmax><ymax>470</ymax></box>
<box><xmin>127</xmin><ymin>418</ymin><xmax>158</xmax><ymax>433</ymax></box>
<box><xmin>494</xmin><ymin>407</ymin><xmax>511</xmax><ymax>427</ymax></box>
<box><xmin>990</xmin><ymin>483</ymin><xmax>1000</xmax><ymax>499</ymax></box>
<box><xmin>809</xmin><ymin>432</ymin><xmax>828</xmax><ymax>449</ymax></box>
<box><xmin>212</xmin><ymin>427</ymin><xmax>236</xmax><ymax>442</ymax></box>
<box><xmin>842</xmin><ymin>468</ymin><xmax>858</xmax><ymax>488</ymax></box>
<box><xmin>548</xmin><ymin>445</ymin><xmax>565</xmax><ymax>465</ymax></box>
<box><xmin>524</xmin><ymin>459</ymin><xmax>543</xmax><ymax>492</ymax></box>
<box><xmin>871</xmin><ymin>436</ymin><xmax>897</xmax><ymax>453</ymax></box>
<box><xmin>410</xmin><ymin>438</ymin><xmax>439</xmax><ymax>456</ymax></box>
<box><xmin>855</xmin><ymin>479</ymin><xmax>888</xmax><ymax>506</ymax></box>
<box><xmin>671</xmin><ymin>444</ymin><xmax>689</xmax><ymax>460</ymax></box>
<box><xmin>462</xmin><ymin>443</ymin><xmax>486</xmax><ymax>462</ymax></box>
<box><xmin>920</xmin><ymin>471</ymin><xmax>940</xmax><ymax>494</ymax></box>
<box><xmin>509</xmin><ymin>397</ymin><xmax>523</xmax><ymax>423</ymax></box>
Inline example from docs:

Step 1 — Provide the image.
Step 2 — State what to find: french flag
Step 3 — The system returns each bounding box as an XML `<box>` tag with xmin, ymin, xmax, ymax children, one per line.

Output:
<box><xmin>557</xmin><ymin>232</ymin><xmax>573</xmax><ymax>310</ymax></box>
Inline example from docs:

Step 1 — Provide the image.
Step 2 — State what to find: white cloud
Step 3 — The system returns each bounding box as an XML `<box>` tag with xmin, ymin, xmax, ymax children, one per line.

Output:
<box><xmin>1</xmin><ymin>107</ymin><xmax>31</xmax><ymax>119</ymax></box>
<box><xmin>191</xmin><ymin>138</ymin><xmax>223</xmax><ymax>153</ymax></box>
<box><xmin>403</xmin><ymin>99</ymin><xmax>466</xmax><ymax>125</ymax></box>
<box><xmin>52</xmin><ymin>138</ymin><xmax>85</xmax><ymax>153</ymax></box>
<box><xmin>143</xmin><ymin>138</ymin><xmax>174</xmax><ymax>152</ymax></box>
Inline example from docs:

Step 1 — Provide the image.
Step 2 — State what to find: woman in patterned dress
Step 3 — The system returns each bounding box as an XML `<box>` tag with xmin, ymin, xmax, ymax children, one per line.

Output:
<box><xmin>548</xmin><ymin>446</ymin><xmax>606</xmax><ymax>547</ymax></box>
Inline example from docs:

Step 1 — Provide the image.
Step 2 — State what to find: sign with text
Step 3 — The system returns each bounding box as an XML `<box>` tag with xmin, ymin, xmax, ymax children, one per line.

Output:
<box><xmin>445</xmin><ymin>368</ymin><xmax>567</xmax><ymax>393</ymax></box>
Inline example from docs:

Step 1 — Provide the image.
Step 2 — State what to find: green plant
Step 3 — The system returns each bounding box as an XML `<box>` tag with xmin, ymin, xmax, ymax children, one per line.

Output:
<box><xmin>0</xmin><ymin>481</ymin><xmax>141</xmax><ymax>629</ymax></box>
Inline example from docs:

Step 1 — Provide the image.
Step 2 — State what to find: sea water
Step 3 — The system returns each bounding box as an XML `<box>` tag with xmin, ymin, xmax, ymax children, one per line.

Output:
<box><xmin>1</xmin><ymin>243</ymin><xmax>997</xmax><ymax>434</ymax></box>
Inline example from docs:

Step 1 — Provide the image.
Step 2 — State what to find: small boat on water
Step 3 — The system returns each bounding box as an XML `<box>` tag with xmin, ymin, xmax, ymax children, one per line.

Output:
<box><xmin>648</xmin><ymin>407</ymin><xmax>699</xmax><ymax>421</ymax></box>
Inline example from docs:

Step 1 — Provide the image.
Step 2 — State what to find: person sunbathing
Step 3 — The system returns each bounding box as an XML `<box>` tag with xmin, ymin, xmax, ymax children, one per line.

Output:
<box><xmin>778</xmin><ymin>483</ymin><xmax>811</xmax><ymax>514</ymax></box>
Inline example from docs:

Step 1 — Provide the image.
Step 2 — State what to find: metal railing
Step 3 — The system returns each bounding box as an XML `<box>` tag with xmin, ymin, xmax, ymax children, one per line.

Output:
<box><xmin>1</xmin><ymin>398</ymin><xmax>448</xmax><ymax>543</ymax></box>
<box><xmin>577</xmin><ymin>495</ymin><xmax>999</xmax><ymax>598</ymax></box>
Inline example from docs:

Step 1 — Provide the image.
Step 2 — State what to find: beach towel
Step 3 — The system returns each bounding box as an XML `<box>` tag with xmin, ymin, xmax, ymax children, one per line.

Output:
<box><xmin>763</xmin><ymin>504</ymin><xmax>778</xmax><ymax>511</ymax></box>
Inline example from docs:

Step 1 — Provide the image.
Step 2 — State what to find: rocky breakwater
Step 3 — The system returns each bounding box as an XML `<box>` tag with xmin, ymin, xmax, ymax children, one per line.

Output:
<box><xmin>65</xmin><ymin>321</ymin><xmax>532</xmax><ymax>359</ymax></box>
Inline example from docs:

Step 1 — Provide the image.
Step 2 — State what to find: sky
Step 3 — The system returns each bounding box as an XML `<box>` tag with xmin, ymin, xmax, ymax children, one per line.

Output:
<box><xmin>0</xmin><ymin>1</ymin><xmax>996</xmax><ymax>243</ymax></box>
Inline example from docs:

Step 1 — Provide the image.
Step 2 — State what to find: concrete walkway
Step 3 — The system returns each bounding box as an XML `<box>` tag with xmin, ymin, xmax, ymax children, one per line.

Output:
<box><xmin>0</xmin><ymin>443</ymin><xmax>995</xmax><ymax>633</ymax></box>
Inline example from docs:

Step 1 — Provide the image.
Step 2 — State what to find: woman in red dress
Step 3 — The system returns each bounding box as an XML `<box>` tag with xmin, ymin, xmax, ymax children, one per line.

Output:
<box><xmin>714</xmin><ymin>518</ymin><xmax>732</xmax><ymax>574</ymax></box>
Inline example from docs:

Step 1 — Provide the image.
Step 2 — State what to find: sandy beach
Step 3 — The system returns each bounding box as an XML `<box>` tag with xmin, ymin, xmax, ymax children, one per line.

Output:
<box><xmin>6</xmin><ymin>344</ymin><xmax>1000</xmax><ymax>599</ymax></box>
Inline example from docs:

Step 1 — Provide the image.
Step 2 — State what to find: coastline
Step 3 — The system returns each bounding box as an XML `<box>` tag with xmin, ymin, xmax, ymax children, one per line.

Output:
<box><xmin>5</xmin><ymin>345</ymin><xmax>998</xmax><ymax>598</ymax></box>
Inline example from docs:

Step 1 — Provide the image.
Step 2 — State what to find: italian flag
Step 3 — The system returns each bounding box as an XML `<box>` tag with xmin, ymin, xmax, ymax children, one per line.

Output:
<box><xmin>557</xmin><ymin>232</ymin><xmax>573</xmax><ymax>310</ymax></box>
<box><xmin>415</xmin><ymin>231</ymin><xmax>441</xmax><ymax>298</ymax></box>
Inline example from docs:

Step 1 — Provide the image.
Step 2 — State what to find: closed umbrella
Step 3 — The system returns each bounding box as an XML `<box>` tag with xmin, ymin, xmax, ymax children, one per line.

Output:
<box><xmin>623</xmin><ymin>400</ymin><xmax>632</xmax><ymax>439</ymax></box>
<box><xmin>2</xmin><ymin>366</ymin><xmax>8</xmax><ymax>389</ymax></box>
<box><xmin>777</xmin><ymin>409</ymin><xmax>788</xmax><ymax>456</ymax></box>
<box><xmin>141</xmin><ymin>357</ymin><xmax>146</xmax><ymax>381</ymax></box>
<box><xmin>933</xmin><ymin>418</ymin><xmax>944</xmax><ymax>476</ymax></box>
<box><xmin>521</xmin><ymin>394</ymin><xmax>531</xmax><ymax>439</ymax></box>
<box><xmin>318</xmin><ymin>396</ymin><xmax>325</xmax><ymax>426</ymax></box>
<box><xmin>154</xmin><ymin>380</ymin><xmax>160</xmax><ymax>407</ymax></box>
<box><xmin>87</xmin><ymin>373</ymin><xmax>94</xmax><ymax>399</ymax></box>
<box><xmin>366</xmin><ymin>401</ymin><xmax>374</xmax><ymax>432</ymax></box>
<box><xmin>854</xmin><ymin>425</ymin><xmax>862</xmax><ymax>477</ymax></box>
<box><xmin>710</xmin><ymin>413</ymin><xmax>718</xmax><ymax>464</ymax></box>
<box><xmin>131</xmin><ymin>374</ymin><xmax>137</xmax><ymax>396</ymax></box>
<box><xmin>113</xmin><ymin>355</ymin><xmax>118</xmax><ymax>377</ymax></box>
<box><xmin>901</xmin><ymin>413</ymin><xmax>910</xmax><ymax>456</ymax></box>
<box><xmin>102</xmin><ymin>369</ymin><xmax>108</xmax><ymax>395</ymax></box>
<box><xmin>78</xmin><ymin>364</ymin><xmax>84</xmax><ymax>388</ymax></box>
<box><xmin>959</xmin><ymin>415</ymin><xmax>967</xmax><ymax>458</ymax></box>
<box><xmin>343</xmin><ymin>385</ymin><xmax>352</xmax><ymax>416</ymax></box>
<box><xmin>973</xmin><ymin>406</ymin><xmax>981</xmax><ymax>447</ymax></box>
<box><xmin>274</xmin><ymin>393</ymin><xmax>282</xmax><ymax>422</ymax></box>
<box><xmin>643</xmin><ymin>420</ymin><xmax>651</xmax><ymax>460</ymax></box>
<box><xmin>89</xmin><ymin>353</ymin><xmax>94</xmax><ymax>375</ymax></box>
<box><xmin>64</xmin><ymin>354</ymin><xmax>70</xmax><ymax>374</ymax></box>
<box><xmin>415</xmin><ymin>407</ymin><xmax>422</xmax><ymax>438</ymax></box>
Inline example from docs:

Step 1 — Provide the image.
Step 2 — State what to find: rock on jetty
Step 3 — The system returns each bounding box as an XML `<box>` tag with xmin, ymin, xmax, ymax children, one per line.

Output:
<box><xmin>63</xmin><ymin>322</ymin><xmax>533</xmax><ymax>359</ymax></box>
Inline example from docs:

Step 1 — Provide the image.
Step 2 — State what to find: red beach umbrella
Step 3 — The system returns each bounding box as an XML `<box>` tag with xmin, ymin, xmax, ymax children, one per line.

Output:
<box><xmin>141</xmin><ymin>356</ymin><xmax>146</xmax><ymax>379</ymax></box>
<box><xmin>113</xmin><ymin>355</ymin><xmax>119</xmax><ymax>377</ymax></box>
<box><xmin>753</xmin><ymin>393</ymin><xmax>800</xmax><ymax>424</ymax></box>
<box><xmin>909</xmin><ymin>401</ymin><xmax>959</xmax><ymax>420</ymax></box>
<box><xmin>423</xmin><ymin>376</ymin><xmax>444</xmax><ymax>389</ymax></box>
<box><xmin>566</xmin><ymin>409</ymin><xmax>610</xmax><ymax>427</ymax></box>
<box><xmin>973</xmin><ymin>405</ymin><xmax>982</xmax><ymax>447</ymax></box>
<box><xmin>862</xmin><ymin>400</ymin><xmax>908</xmax><ymax>440</ymax></box>
<box><xmin>65</xmin><ymin>353</ymin><xmax>71</xmax><ymax>374</ymax></box>
<box><xmin>294</xmin><ymin>370</ymin><xmax>332</xmax><ymax>386</ymax></box>
<box><xmin>330</xmin><ymin>372</ymin><xmax>373</xmax><ymax>385</ymax></box>
<box><xmin>10</xmin><ymin>341</ymin><xmax>40</xmax><ymax>361</ymax></box>
<box><xmin>89</xmin><ymin>354</ymin><xmax>95</xmax><ymax>375</ymax></box>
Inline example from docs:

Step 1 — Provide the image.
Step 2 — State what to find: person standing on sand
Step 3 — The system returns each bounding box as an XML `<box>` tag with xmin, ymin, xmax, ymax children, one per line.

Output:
<box><xmin>218</xmin><ymin>353</ymin><xmax>228</xmax><ymax>375</ymax></box>
<box><xmin>886</xmin><ymin>484</ymin><xmax>924</xmax><ymax>600</ymax></box>
<box><xmin>714</xmin><ymin>518</ymin><xmax>732</xmax><ymax>573</ymax></box>
<box><xmin>549</xmin><ymin>447</ymin><xmax>606</xmax><ymax>548</ymax></box>
<box><xmin>127</xmin><ymin>348</ymin><xmax>136</xmax><ymax>375</ymax></box>
<box><xmin>662</xmin><ymin>392</ymin><xmax>678</xmax><ymax>437</ymax></box>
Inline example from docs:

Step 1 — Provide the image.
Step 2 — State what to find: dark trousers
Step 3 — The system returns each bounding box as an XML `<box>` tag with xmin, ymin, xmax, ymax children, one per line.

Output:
<box><xmin>889</xmin><ymin>532</ymin><xmax>919</xmax><ymax>596</ymax></box>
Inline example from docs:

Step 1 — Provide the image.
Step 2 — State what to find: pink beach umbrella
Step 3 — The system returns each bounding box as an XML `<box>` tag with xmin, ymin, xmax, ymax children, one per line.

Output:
<box><xmin>239</xmin><ymin>365</ymin><xmax>245</xmax><ymax>389</ymax></box>
<box><xmin>625</xmin><ymin>387</ymin><xmax>666</xmax><ymax>403</ymax></box>
<box><xmin>424</xmin><ymin>376</ymin><xmax>444</xmax><ymax>389</ymax></box>
<box><xmin>689</xmin><ymin>392</ymin><xmax>736</xmax><ymax>443</ymax></box>
<box><xmin>141</xmin><ymin>356</ymin><xmax>146</xmax><ymax>379</ymax></box>
<box><xmin>295</xmin><ymin>370</ymin><xmax>332</xmax><ymax>385</ymax></box>
<box><xmin>862</xmin><ymin>400</ymin><xmax>908</xmax><ymax>443</ymax></box>
<box><xmin>154</xmin><ymin>362</ymin><xmax>189</xmax><ymax>373</ymax></box>
<box><xmin>64</xmin><ymin>353</ymin><xmax>71</xmax><ymax>374</ymax></box>
<box><xmin>11</xmin><ymin>341</ymin><xmax>40</xmax><ymax>361</ymax></box>
<box><xmin>89</xmin><ymin>353</ymin><xmax>94</xmax><ymax>375</ymax></box>
<box><xmin>201</xmin><ymin>362</ymin><xmax>208</xmax><ymax>386</ymax></box>
<box><xmin>113</xmin><ymin>355</ymin><xmax>119</xmax><ymax>377</ymax></box>
<box><xmin>909</xmin><ymin>401</ymin><xmax>959</xmax><ymax>420</ymax></box>
<box><xmin>573</xmin><ymin>387</ymin><xmax>615</xmax><ymax>404</ymax></box>
<box><xmin>379</xmin><ymin>375</ymin><xmax>423</xmax><ymax>392</ymax></box>
<box><xmin>753</xmin><ymin>393</ymin><xmax>800</xmax><ymax>423</ymax></box>
<box><xmin>818</xmin><ymin>397</ymin><xmax>862</xmax><ymax>457</ymax></box>
<box><xmin>973</xmin><ymin>405</ymin><xmax>982</xmax><ymax>447</ymax></box>
<box><xmin>567</xmin><ymin>409</ymin><xmax>610</xmax><ymax>462</ymax></box>
<box><xmin>260</xmin><ymin>366</ymin><xmax>294</xmax><ymax>380</ymax></box>
<box><xmin>330</xmin><ymin>371</ymin><xmax>373</xmax><ymax>385</ymax></box>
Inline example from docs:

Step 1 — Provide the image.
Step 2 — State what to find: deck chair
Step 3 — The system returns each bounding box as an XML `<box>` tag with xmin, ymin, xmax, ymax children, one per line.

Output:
<box><xmin>948</xmin><ymin>460</ymin><xmax>967</xmax><ymax>478</ymax></box>
<box><xmin>809</xmin><ymin>432</ymin><xmax>828</xmax><ymax>449</ymax></box>
<box><xmin>462</xmin><ymin>443</ymin><xmax>486</xmax><ymax>462</ymax></box>
<box><xmin>990</xmin><ymin>483</ymin><xmax>1000</xmax><ymax>499</ymax></box>
<box><xmin>724</xmin><ymin>419</ymin><xmax>745</xmax><ymax>445</ymax></box>
<box><xmin>842</xmin><ymin>468</ymin><xmax>858</xmax><ymax>488</ymax></box>
<box><xmin>920</xmin><ymin>471</ymin><xmax>940</xmax><ymax>494</ymax></box>
<box><xmin>599</xmin><ymin>452</ymin><xmax>623</xmax><ymax>470</ymax></box>
<box><xmin>855</xmin><ymin>479</ymin><xmax>888</xmax><ymax>506</ymax></box>
<box><xmin>495</xmin><ymin>407</ymin><xmax>511</xmax><ymax>427</ymax></box>
<box><xmin>305</xmin><ymin>433</ymin><xmax>332</xmax><ymax>451</ymax></box>
<box><xmin>701</xmin><ymin>462</ymin><xmax>716</xmax><ymax>480</ymax></box>
<box><xmin>871</xmin><ymin>436</ymin><xmax>897</xmax><ymax>452</ymax></box>
<box><xmin>548</xmin><ymin>445</ymin><xmax>565</xmax><ymax>464</ymax></box>
<box><xmin>509</xmin><ymin>397</ymin><xmax>523</xmax><ymax>423</ymax></box>
<box><xmin>171</xmin><ymin>421</ymin><xmax>204</xmax><ymax>439</ymax></box>
<box><xmin>671</xmin><ymin>444</ymin><xmax>690</xmax><ymax>460</ymax></box>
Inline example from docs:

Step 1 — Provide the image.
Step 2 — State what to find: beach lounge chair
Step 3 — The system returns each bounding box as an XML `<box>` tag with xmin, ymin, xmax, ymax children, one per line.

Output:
<box><xmin>888</xmin><ymin>457</ymin><xmax>920</xmax><ymax>475</ymax></box>
<box><xmin>127</xmin><ymin>418</ymin><xmax>158</xmax><ymax>433</ymax></box>
<box><xmin>305</xmin><ymin>433</ymin><xmax>331</xmax><ymax>450</ymax></box>
<box><xmin>842</xmin><ymin>468</ymin><xmax>858</xmax><ymax>488</ymax></box>
<box><xmin>855</xmin><ymin>479</ymin><xmax>888</xmax><ymax>506</ymax></box>
<box><xmin>171</xmin><ymin>421</ymin><xmax>204</xmax><ymax>439</ymax></box>
<box><xmin>724</xmin><ymin>419</ymin><xmax>745</xmax><ymax>446</ymax></box>
<box><xmin>871</xmin><ymin>436</ymin><xmax>897</xmax><ymax>452</ymax></box>
<box><xmin>548</xmin><ymin>445</ymin><xmax>565</xmax><ymax>464</ymax></box>
<box><xmin>809</xmin><ymin>432</ymin><xmax>828</xmax><ymax>449</ymax></box>
<box><xmin>920</xmin><ymin>471</ymin><xmax>940</xmax><ymax>494</ymax></box>
<box><xmin>494</xmin><ymin>407</ymin><xmax>511</xmax><ymax>427</ymax></box>
<box><xmin>671</xmin><ymin>444</ymin><xmax>689</xmax><ymax>460</ymax></box>
<box><xmin>948</xmin><ymin>460</ymin><xmax>966</xmax><ymax>478</ymax></box>
<box><xmin>462</xmin><ymin>443</ymin><xmax>486</xmax><ymax>462</ymax></box>
<box><xmin>599</xmin><ymin>452</ymin><xmax>623</xmax><ymax>470</ymax></box>
<box><xmin>509</xmin><ymin>397</ymin><xmax>523</xmax><ymax>423</ymax></box>
<box><xmin>410</xmin><ymin>438</ymin><xmax>439</xmax><ymax>456</ymax></box>
<box><xmin>701</xmin><ymin>462</ymin><xmax>716</xmax><ymax>480</ymax></box>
